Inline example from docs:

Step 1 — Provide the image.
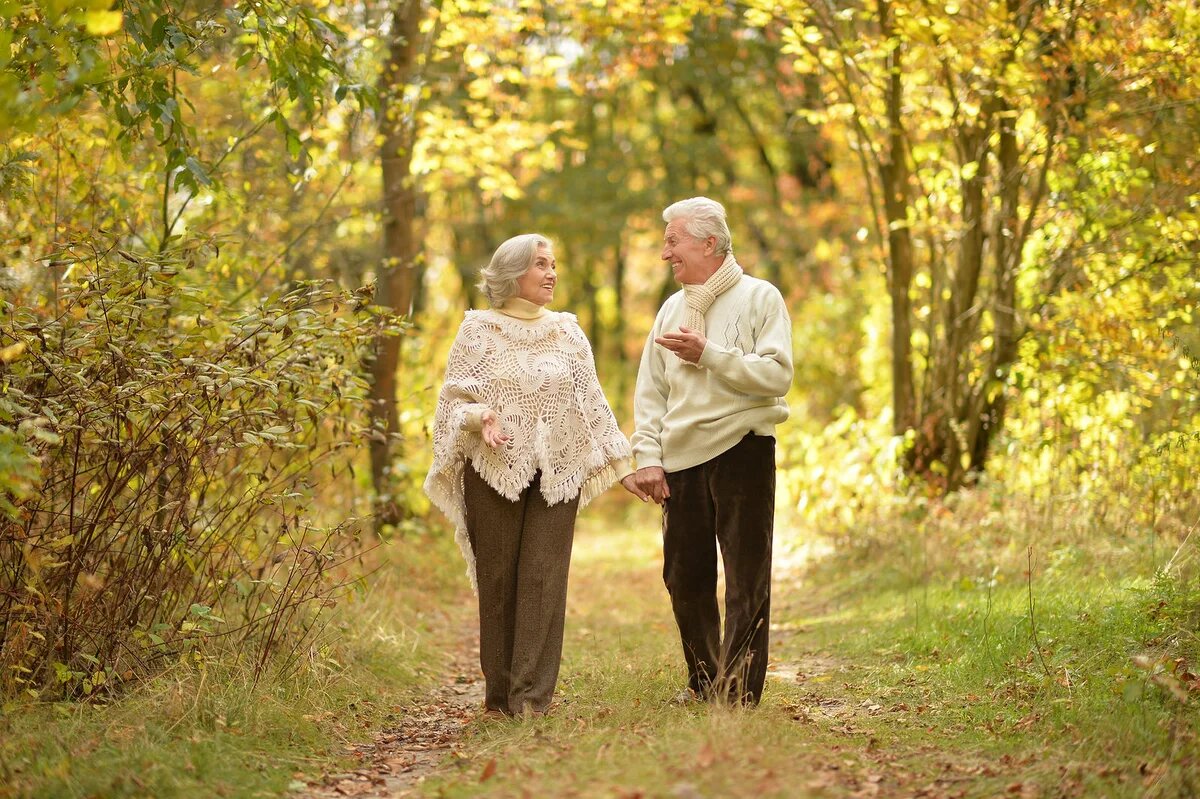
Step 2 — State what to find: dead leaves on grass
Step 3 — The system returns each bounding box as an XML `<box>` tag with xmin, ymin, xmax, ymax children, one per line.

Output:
<box><xmin>298</xmin><ymin>662</ymin><xmax>484</xmax><ymax>799</ymax></box>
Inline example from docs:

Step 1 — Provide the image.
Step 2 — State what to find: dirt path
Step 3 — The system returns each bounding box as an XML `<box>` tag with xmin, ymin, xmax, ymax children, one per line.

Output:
<box><xmin>293</xmin><ymin>519</ymin><xmax>1121</xmax><ymax>798</ymax></box>
<box><xmin>301</xmin><ymin>631</ymin><xmax>484</xmax><ymax>799</ymax></box>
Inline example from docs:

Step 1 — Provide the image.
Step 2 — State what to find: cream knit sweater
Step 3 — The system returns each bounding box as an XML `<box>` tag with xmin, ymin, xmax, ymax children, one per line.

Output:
<box><xmin>631</xmin><ymin>274</ymin><xmax>793</xmax><ymax>473</ymax></box>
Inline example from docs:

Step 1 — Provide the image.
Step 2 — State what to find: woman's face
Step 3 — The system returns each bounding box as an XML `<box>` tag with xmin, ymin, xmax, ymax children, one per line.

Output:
<box><xmin>515</xmin><ymin>244</ymin><xmax>557</xmax><ymax>306</ymax></box>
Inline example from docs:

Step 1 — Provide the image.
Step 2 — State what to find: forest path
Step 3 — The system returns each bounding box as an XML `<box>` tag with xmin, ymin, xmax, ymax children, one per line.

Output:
<box><xmin>298</xmin><ymin>508</ymin><xmax>1115</xmax><ymax>799</ymax></box>
<box><xmin>300</xmin><ymin>615</ymin><xmax>484</xmax><ymax>799</ymax></box>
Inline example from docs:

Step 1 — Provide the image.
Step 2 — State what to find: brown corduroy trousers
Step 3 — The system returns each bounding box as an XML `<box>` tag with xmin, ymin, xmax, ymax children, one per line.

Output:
<box><xmin>662</xmin><ymin>433</ymin><xmax>775</xmax><ymax>705</ymax></box>
<box><xmin>463</xmin><ymin>466</ymin><xmax>579</xmax><ymax>716</ymax></box>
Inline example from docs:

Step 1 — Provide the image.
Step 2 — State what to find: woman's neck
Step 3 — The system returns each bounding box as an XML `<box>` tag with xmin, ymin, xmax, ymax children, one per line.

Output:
<box><xmin>497</xmin><ymin>296</ymin><xmax>546</xmax><ymax>319</ymax></box>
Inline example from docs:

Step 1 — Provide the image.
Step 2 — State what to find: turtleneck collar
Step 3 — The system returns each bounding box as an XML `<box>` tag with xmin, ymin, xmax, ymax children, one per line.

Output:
<box><xmin>497</xmin><ymin>296</ymin><xmax>547</xmax><ymax>320</ymax></box>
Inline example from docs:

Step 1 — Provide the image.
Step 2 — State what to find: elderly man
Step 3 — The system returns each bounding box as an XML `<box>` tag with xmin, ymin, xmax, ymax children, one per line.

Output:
<box><xmin>621</xmin><ymin>197</ymin><xmax>793</xmax><ymax>706</ymax></box>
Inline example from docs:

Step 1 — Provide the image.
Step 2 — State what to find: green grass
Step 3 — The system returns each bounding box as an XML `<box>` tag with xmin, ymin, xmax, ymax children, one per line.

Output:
<box><xmin>417</xmin><ymin>494</ymin><xmax>1200</xmax><ymax>798</ymax></box>
<box><xmin>4</xmin><ymin>491</ymin><xmax>1196</xmax><ymax>798</ymax></box>
<box><xmin>780</xmin><ymin>549</ymin><xmax>1200</xmax><ymax>797</ymax></box>
<box><xmin>0</xmin><ymin>531</ymin><xmax>469</xmax><ymax>799</ymax></box>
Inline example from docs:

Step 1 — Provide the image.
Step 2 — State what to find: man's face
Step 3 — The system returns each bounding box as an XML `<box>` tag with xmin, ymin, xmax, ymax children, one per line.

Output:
<box><xmin>661</xmin><ymin>220</ymin><xmax>715</xmax><ymax>285</ymax></box>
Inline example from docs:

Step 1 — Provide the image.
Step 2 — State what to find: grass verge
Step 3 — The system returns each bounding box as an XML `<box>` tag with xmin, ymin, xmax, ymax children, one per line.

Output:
<box><xmin>417</xmin><ymin>491</ymin><xmax>1200</xmax><ymax>798</ymax></box>
<box><xmin>0</xmin><ymin>529</ymin><xmax>468</xmax><ymax>799</ymax></box>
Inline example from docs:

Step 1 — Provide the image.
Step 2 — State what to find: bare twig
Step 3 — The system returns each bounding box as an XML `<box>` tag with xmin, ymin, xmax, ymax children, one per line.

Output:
<box><xmin>1026</xmin><ymin>546</ymin><xmax>1054</xmax><ymax>681</ymax></box>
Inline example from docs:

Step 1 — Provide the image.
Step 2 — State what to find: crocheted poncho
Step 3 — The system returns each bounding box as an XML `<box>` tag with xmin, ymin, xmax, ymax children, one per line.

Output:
<box><xmin>424</xmin><ymin>309</ymin><xmax>632</xmax><ymax>589</ymax></box>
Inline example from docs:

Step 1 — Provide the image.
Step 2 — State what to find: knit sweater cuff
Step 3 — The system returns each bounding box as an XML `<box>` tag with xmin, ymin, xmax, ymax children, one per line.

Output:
<box><xmin>460</xmin><ymin>404</ymin><xmax>489</xmax><ymax>431</ymax></box>
<box><xmin>632</xmin><ymin>452</ymin><xmax>663</xmax><ymax>470</ymax></box>
<box><xmin>612</xmin><ymin>458</ymin><xmax>635</xmax><ymax>481</ymax></box>
<box><xmin>697</xmin><ymin>340</ymin><xmax>722</xmax><ymax>370</ymax></box>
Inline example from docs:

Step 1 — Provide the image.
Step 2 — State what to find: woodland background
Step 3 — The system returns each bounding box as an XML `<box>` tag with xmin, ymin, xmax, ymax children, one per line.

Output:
<box><xmin>1</xmin><ymin>1</ymin><xmax>1198</xmax><ymax>797</ymax></box>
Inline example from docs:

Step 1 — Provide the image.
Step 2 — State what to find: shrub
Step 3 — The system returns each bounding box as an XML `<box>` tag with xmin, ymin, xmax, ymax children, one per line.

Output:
<box><xmin>0</xmin><ymin>246</ymin><xmax>382</xmax><ymax>698</ymax></box>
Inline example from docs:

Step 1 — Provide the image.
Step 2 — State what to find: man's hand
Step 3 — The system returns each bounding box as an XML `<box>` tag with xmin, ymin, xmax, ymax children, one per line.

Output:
<box><xmin>480</xmin><ymin>410</ymin><xmax>511</xmax><ymax>448</ymax></box>
<box><xmin>622</xmin><ymin>466</ymin><xmax>670</xmax><ymax>504</ymax></box>
<box><xmin>655</xmin><ymin>326</ymin><xmax>707</xmax><ymax>364</ymax></box>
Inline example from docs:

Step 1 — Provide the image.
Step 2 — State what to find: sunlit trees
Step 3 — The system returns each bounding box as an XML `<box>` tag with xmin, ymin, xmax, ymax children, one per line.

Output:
<box><xmin>745</xmin><ymin>0</ymin><xmax>1200</xmax><ymax>491</ymax></box>
<box><xmin>2</xmin><ymin>0</ymin><xmax>1196</xmax><ymax>697</ymax></box>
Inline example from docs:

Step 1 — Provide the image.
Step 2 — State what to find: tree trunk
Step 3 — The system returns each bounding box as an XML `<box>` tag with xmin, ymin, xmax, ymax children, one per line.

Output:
<box><xmin>913</xmin><ymin>0</ymin><xmax>1060</xmax><ymax>490</ymax></box>
<box><xmin>961</xmin><ymin>95</ymin><xmax>1023</xmax><ymax>481</ymax></box>
<box><xmin>916</xmin><ymin>124</ymin><xmax>991</xmax><ymax>488</ymax></box>
<box><xmin>878</xmin><ymin>0</ymin><xmax>917</xmax><ymax>436</ymax></box>
<box><xmin>613</xmin><ymin>242</ymin><xmax>627</xmax><ymax>355</ymax></box>
<box><xmin>368</xmin><ymin>0</ymin><xmax>423</xmax><ymax>528</ymax></box>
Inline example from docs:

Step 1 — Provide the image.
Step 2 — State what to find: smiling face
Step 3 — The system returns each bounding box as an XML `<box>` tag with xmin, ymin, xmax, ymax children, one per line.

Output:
<box><xmin>515</xmin><ymin>244</ymin><xmax>557</xmax><ymax>306</ymax></box>
<box><xmin>661</xmin><ymin>219</ymin><xmax>721</xmax><ymax>285</ymax></box>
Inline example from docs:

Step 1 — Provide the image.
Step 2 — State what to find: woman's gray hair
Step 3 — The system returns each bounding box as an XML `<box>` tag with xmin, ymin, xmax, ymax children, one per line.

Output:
<box><xmin>663</xmin><ymin>197</ymin><xmax>733</xmax><ymax>257</ymax></box>
<box><xmin>477</xmin><ymin>233</ymin><xmax>552</xmax><ymax>307</ymax></box>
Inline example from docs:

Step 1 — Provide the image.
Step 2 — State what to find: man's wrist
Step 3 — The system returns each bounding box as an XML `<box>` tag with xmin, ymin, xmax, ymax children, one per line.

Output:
<box><xmin>697</xmin><ymin>341</ymin><xmax>721</xmax><ymax>369</ymax></box>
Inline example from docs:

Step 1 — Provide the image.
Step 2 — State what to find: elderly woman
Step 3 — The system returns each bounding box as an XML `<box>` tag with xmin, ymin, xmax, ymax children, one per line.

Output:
<box><xmin>424</xmin><ymin>233</ymin><xmax>633</xmax><ymax>718</ymax></box>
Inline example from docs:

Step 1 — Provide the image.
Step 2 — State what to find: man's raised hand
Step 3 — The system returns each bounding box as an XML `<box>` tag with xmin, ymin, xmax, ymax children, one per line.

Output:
<box><xmin>654</xmin><ymin>326</ymin><xmax>707</xmax><ymax>364</ymax></box>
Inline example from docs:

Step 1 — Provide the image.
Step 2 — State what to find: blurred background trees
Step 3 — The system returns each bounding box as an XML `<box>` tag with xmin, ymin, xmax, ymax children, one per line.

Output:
<box><xmin>2</xmin><ymin>0</ymin><xmax>1196</xmax><ymax>698</ymax></box>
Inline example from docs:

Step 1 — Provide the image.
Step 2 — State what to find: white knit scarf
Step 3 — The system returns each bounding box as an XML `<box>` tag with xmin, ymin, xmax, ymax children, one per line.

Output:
<box><xmin>682</xmin><ymin>253</ymin><xmax>743</xmax><ymax>335</ymax></box>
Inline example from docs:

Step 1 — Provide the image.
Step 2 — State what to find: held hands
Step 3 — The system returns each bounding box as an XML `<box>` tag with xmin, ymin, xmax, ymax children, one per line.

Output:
<box><xmin>480</xmin><ymin>410</ymin><xmax>511</xmax><ymax>449</ymax></box>
<box><xmin>655</xmin><ymin>326</ymin><xmax>707</xmax><ymax>364</ymax></box>
<box><xmin>621</xmin><ymin>466</ymin><xmax>670</xmax><ymax>505</ymax></box>
<box><xmin>484</xmin><ymin>407</ymin><xmax>666</xmax><ymax>503</ymax></box>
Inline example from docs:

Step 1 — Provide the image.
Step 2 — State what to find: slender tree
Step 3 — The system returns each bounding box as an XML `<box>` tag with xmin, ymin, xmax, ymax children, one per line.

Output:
<box><xmin>368</xmin><ymin>0</ymin><xmax>424</xmax><ymax>526</ymax></box>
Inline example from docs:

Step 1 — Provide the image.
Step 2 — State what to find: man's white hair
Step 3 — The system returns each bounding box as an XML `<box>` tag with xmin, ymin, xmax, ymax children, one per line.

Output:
<box><xmin>663</xmin><ymin>197</ymin><xmax>733</xmax><ymax>257</ymax></box>
<box><xmin>477</xmin><ymin>233</ymin><xmax>552</xmax><ymax>307</ymax></box>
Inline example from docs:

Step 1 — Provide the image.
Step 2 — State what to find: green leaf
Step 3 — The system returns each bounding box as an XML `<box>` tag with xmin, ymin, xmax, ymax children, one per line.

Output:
<box><xmin>84</xmin><ymin>10</ymin><xmax>124</xmax><ymax>36</ymax></box>
<box><xmin>151</xmin><ymin>14</ymin><xmax>170</xmax><ymax>47</ymax></box>
<box><xmin>30</xmin><ymin>427</ymin><xmax>62</xmax><ymax>445</ymax></box>
<box><xmin>0</xmin><ymin>30</ymin><xmax>12</xmax><ymax>69</ymax></box>
<box><xmin>185</xmin><ymin>156</ymin><xmax>212</xmax><ymax>187</ymax></box>
<box><xmin>285</xmin><ymin>128</ymin><xmax>302</xmax><ymax>159</ymax></box>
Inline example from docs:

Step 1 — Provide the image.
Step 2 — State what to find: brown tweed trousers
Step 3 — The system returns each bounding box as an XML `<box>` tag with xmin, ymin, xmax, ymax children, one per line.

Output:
<box><xmin>463</xmin><ymin>466</ymin><xmax>579</xmax><ymax>715</ymax></box>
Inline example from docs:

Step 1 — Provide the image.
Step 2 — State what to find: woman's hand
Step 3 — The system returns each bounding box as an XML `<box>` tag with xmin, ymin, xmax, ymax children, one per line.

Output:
<box><xmin>480</xmin><ymin>410</ymin><xmax>511</xmax><ymax>448</ymax></box>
